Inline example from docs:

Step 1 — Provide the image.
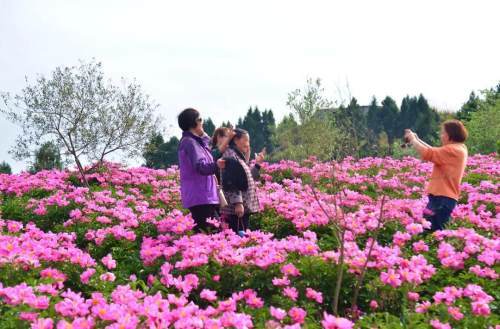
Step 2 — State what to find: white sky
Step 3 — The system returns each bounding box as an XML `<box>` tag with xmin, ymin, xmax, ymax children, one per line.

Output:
<box><xmin>1</xmin><ymin>0</ymin><xmax>499</xmax><ymax>172</ymax></box>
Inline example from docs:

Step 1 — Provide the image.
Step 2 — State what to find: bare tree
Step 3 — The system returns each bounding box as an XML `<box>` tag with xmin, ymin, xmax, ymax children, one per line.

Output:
<box><xmin>1</xmin><ymin>60</ymin><xmax>160</xmax><ymax>185</ymax></box>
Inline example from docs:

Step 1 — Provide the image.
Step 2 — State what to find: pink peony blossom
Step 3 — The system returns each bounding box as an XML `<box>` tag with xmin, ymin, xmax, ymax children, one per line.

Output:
<box><xmin>270</xmin><ymin>306</ymin><xmax>287</xmax><ymax>321</ymax></box>
<box><xmin>200</xmin><ymin>289</ymin><xmax>217</xmax><ymax>302</ymax></box>
<box><xmin>101</xmin><ymin>254</ymin><xmax>116</xmax><ymax>270</ymax></box>
<box><xmin>306</xmin><ymin>288</ymin><xmax>323</xmax><ymax>303</ymax></box>
<box><xmin>283</xmin><ymin>287</ymin><xmax>298</xmax><ymax>301</ymax></box>
<box><xmin>288</xmin><ymin>307</ymin><xmax>306</xmax><ymax>324</ymax></box>
<box><xmin>321</xmin><ymin>312</ymin><xmax>354</xmax><ymax>329</ymax></box>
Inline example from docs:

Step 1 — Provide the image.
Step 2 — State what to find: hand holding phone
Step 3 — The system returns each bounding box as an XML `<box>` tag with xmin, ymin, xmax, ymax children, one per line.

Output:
<box><xmin>255</xmin><ymin>148</ymin><xmax>266</xmax><ymax>164</ymax></box>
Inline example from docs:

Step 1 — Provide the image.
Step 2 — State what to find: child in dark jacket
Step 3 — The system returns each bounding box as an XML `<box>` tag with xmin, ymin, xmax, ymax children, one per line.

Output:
<box><xmin>220</xmin><ymin>128</ymin><xmax>265</xmax><ymax>236</ymax></box>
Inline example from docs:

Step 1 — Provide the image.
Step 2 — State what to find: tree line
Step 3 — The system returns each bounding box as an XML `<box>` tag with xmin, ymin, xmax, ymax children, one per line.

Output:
<box><xmin>144</xmin><ymin>79</ymin><xmax>498</xmax><ymax>169</ymax></box>
<box><xmin>0</xmin><ymin>61</ymin><xmax>498</xmax><ymax>175</ymax></box>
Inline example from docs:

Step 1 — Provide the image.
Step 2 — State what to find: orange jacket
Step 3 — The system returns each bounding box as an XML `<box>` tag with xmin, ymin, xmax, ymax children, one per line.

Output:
<box><xmin>422</xmin><ymin>143</ymin><xmax>468</xmax><ymax>201</ymax></box>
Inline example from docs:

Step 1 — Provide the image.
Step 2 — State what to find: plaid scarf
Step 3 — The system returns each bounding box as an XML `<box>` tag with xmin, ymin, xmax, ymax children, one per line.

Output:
<box><xmin>220</xmin><ymin>147</ymin><xmax>260</xmax><ymax>215</ymax></box>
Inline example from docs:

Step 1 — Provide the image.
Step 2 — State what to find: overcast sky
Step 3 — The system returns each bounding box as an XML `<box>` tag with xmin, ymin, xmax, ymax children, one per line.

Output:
<box><xmin>1</xmin><ymin>0</ymin><xmax>499</xmax><ymax>172</ymax></box>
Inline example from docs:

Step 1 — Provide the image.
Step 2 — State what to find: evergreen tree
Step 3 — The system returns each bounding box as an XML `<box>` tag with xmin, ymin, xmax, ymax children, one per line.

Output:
<box><xmin>379</xmin><ymin>96</ymin><xmax>400</xmax><ymax>149</ymax></box>
<box><xmin>143</xmin><ymin>133</ymin><xmax>165</xmax><ymax>168</ymax></box>
<box><xmin>415</xmin><ymin>94</ymin><xmax>440</xmax><ymax>143</ymax></box>
<box><xmin>251</xmin><ymin>107</ymin><xmax>266</xmax><ymax>153</ymax></box>
<box><xmin>346</xmin><ymin>97</ymin><xmax>369</xmax><ymax>157</ymax></box>
<box><xmin>398</xmin><ymin>96</ymin><xmax>411</xmax><ymax>136</ymax></box>
<box><xmin>30</xmin><ymin>141</ymin><xmax>62</xmax><ymax>173</ymax></box>
<box><xmin>203</xmin><ymin>117</ymin><xmax>216</xmax><ymax>136</ymax></box>
<box><xmin>347</xmin><ymin>97</ymin><xmax>367</xmax><ymax>132</ymax></box>
<box><xmin>367</xmin><ymin>97</ymin><xmax>382</xmax><ymax>135</ymax></box>
<box><xmin>238</xmin><ymin>107</ymin><xmax>265</xmax><ymax>155</ymax></box>
<box><xmin>0</xmin><ymin>161</ymin><xmax>12</xmax><ymax>174</ymax></box>
<box><xmin>262</xmin><ymin>109</ymin><xmax>276</xmax><ymax>152</ymax></box>
<box><xmin>456</xmin><ymin>92</ymin><xmax>480</xmax><ymax>121</ymax></box>
<box><xmin>143</xmin><ymin>133</ymin><xmax>179</xmax><ymax>169</ymax></box>
<box><xmin>399</xmin><ymin>96</ymin><xmax>419</xmax><ymax>134</ymax></box>
<box><xmin>159</xmin><ymin>137</ymin><xmax>180</xmax><ymax>166</ymax></box>
<box><xmin>398</xmin><ymin>95</ymin><xmax>438</xmax><ymax>143</ymax></box>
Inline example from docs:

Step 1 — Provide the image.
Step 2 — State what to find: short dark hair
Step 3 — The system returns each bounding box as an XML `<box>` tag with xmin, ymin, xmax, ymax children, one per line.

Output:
<box><xmin>178</xmin><ymin>108</ymin><xmax>200</xmax><ymax>131</ymax></box>
<box><xmin>443</xmin><ymin>119</ymin><xmax>468</xmax><ymax>143</ymax></box>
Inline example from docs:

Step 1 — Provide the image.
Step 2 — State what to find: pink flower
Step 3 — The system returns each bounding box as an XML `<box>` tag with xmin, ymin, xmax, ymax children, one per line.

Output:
<box><xmin>281</xmin><ymin>263</ymin><xmax>301</xmax><ymax>277</ymax></box>
<box><xmin>6</xmin><ymin>221</ymin><xmax>23</xmax><ymax>233</ymax></box>
<box><xmin>270</xmin><ymin>306</ymin><xmax>287</xmax><ymax>321</ymax></box>
<box><xmin>283</xmin><ymin>325</ymin><xmax>301</xmax><ymax>329</ymax></box>
<box><xmin>283</xmin><ymin>287</ymin><xmax>298</xmax><ymax>301</ymax></box>
<box><xmin>380</xmin><ymin>269</ymin><xmax>402</xmax><ymax>288</ymax></box>
<box><xmin>369</xmin><ymin>300</ymin><xmax>378</xmax><ymax>310</ymax></box>
<box><xmin>80</xmin><ymin>268</ymin><xmax>96</xmax><ymax>284</ymax></box>
<box><xmin>19</xmin><ymin>312</ymin><xmax>38</xmax><ymax>321</ymax></box>
<box><xmin>207</xmin><ymin>217</ymin><xmax>221</xmax><ymax>228</ymax></box>
<box><xmin>321</xmin><ymin>312</ymin><xmax>354</xmax><ymax>329</ymax></box>
<box><xmin>471</xmin><ymin>301</ymin><xmax>491</xmax><ymax>316</ymax></box>
<box><xmin>306</xmin><ymin>288</ymin><xmax>323</xmax><ymax>303</ymax></box>
<box><xmin>288</xmin><ymin>307</ymin><xmax>306</xmax><ymax>324</ymax></box>
<box><xmin>416</xmin><ymin>301</ymin><xmax>431</xmax><ymax>313</ymax></box>
<box><xmin>423</xmin><ymin>208</ymin><xmax>435</xmax><ymax>216</ymax></box>
<box><xmin>99</xmin><ymin>272</ymin><xmax>116</xmax><ymax>282</ymax></box>
<box><xmin>272</xmin><ymin>276</ymin><xmax>291</xmax><ymax>286</ymax></box>
<box><xmin>101</xmin><ymin>254</ymin><xmax>116</xmax><ymax>270</ymax></box>
<box><xmin>179</xmin><ymin>273</ymin><xmax>199</xmax><ymax>294</ymax></box>
<box><xmin>147</xmin><ymin>274</ymin><xmax>156</xmax><ymax>285</ymax></box>
<box><xmin>412</xmin><ymin>240</ymin><xmax>429</xmax><ymax>253</ymax></box>
<box><xmin>244</xmin><ymin>290</ymin><xmax>264</xmax><ymax>309</ymax></box>
<box><xmin>430</xmin><ymin>319</ymin><xmax>451</xmax><ymax>329</ymax></box>
<box><xmin>54</xmin><ymin>290</ymin><xmax>89</xmax><ymax>317</ymax></box>
<box><xmin>265</xmin><ymin>320</ymin><xmax>282</xmax><ymax>329</ymax></box>
<box><xmin>393</xmin><ymin>231</ymin><xmax>412</xmax><ymax>246</ymax></box>
<box><xmin>31</xmin><ymin>318</ymin><xmax>53</xmax><ymax>329</ymax></box>
<box><xmin>69</xmin><ymin>209</ymin><xmax>83</xmax><ymax>219</ymax></box>
<box><xmin>406</xmin><ymin>223</ymin><xmax>423</xmax><ymax>235</ymax></box>
<box><xmin>40</xmin><ymin>268</ymin><xmax>66</xmax><ymax>282</ymax></box>
<box><xmin>447</xmin><ymin>306</ymin><xmax>464</xmax><ymax>320</ymax></box>
<box><xmin>200</xmin><ymin>289</ymin><xmax>218</xmax><ymax>302</ymax></box>
<box><xmin>407</xmin><ymin>292</ymin><xmax>420</xmax><ymax>301</ymax></box>
<box><xmin>434</xmin><ymin>286</ymin><xmax>463</xmax><ymax>305</ymax></box>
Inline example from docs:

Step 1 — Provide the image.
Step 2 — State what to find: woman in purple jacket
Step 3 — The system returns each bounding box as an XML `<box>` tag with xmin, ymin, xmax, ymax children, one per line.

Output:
<box><xmin>177</xmin><ymin>108</ymin><xmax>222</xmax><ymax>233</ymax></box>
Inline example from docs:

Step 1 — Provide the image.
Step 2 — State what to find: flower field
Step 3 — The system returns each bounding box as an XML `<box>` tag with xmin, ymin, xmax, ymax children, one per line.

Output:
<box><xmin>0</xmin><ymin>155</ymin><xmax>498</xmax><ymax>328</ymax></box>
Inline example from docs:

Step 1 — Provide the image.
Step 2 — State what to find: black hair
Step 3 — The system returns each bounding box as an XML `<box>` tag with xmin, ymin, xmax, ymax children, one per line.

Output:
<box><xmin>178</xmin><ymin>108</ymin><xmax>200</xmax><ymax>131</ymax></box>
<box><xmin>233</xmin><ymin>128</ymin><xmax>248</xmax><ymax>138</ymax></box>
<box><xmin>229</xmin><ymin>128</ymin><xmax>249</xmax><ymax>148</ymax></box>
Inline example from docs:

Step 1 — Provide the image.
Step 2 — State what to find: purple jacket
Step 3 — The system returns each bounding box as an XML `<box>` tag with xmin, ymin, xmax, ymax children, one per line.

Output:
<box><xmin>178</xmin><ymin>131</ymin><xmax>219</xmax><ymax>209</ymax></box>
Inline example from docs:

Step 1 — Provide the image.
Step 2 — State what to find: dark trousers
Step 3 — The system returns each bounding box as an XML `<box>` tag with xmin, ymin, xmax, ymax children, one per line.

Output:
<box><xmin>189</xmin><ymin>204</ymin><xmax>219</xmax><ymax>233</ymax></box>
<box><xmin>424</xmin><ymin>195</ymin><xmax>457</xmax><ymax>231</ymax></box>
<box><xmin>227</xmin><ymin>213</ymin><xmax>250</xmax><ymax>233</ymax></box>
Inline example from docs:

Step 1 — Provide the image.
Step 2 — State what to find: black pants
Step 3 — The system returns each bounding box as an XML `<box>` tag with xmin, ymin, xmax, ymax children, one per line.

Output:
<box><xmin>227</xmin><ymin>213</ymin><xmax>250</xmax><ymax>233</ymax></box>
<box><xmin>189</xmin><ymin>204</ymin><xmax>219</xmax><ymax>233</ymax></box>
<box><xmin>423</xmin><ymin>195</ymin><xmax>457</xmax><ymax>231</ymax></box>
